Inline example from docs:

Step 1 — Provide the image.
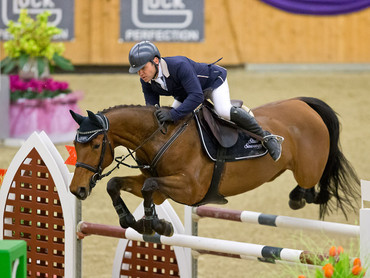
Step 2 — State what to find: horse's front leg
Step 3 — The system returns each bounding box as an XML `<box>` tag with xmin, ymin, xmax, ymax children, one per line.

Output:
<box><xmin>140</xmin><ymin>177</ymin><xmax>174</xmax><ymax>237</ymax></box>
<box><xmin>106</xmin><ymin>175</ymin><xmax>145</xmax><ymax>231</ymax></box>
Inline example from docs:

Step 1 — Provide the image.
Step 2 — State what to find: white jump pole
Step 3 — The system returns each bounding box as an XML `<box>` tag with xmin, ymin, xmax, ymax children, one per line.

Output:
<box><xmin>193</xmin><ymin>206</ymin><xmax>360</xmax><ymax>237</ymax></box>
<box><xmin>78</xmin><ymin>221</ymin><xmax>313</xmax><ymax>265</ymax></box>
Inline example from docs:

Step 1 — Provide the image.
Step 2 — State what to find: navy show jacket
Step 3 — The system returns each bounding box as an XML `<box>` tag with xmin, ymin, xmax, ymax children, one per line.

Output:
<box><xmin>140</xmin><ymin>56</ymin><xmax>227</xmax><ymax>122</ymax></box>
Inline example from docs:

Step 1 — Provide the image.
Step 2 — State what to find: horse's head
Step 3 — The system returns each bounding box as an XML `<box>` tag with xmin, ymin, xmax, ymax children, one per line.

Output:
<box><xmin>69</xmin><ymin>110</ymin><xmax>114</xmax><ymax>200</ymax></box>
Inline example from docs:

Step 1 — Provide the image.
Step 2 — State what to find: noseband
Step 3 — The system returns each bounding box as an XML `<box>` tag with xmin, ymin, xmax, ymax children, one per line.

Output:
<box><xmin>75</xmin><ymin>131</ymin><xmax>114</xmax><ymax>191</ymax></box>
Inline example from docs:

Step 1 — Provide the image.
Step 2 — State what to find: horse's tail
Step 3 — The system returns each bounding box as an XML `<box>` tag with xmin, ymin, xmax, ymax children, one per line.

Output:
<box><xmin>298</xmin><ymin>97</ymin><xmax>360</xmax><ymax>219</ymax></box>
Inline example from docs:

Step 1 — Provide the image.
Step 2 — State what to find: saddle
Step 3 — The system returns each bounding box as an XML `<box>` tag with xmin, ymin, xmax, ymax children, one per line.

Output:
<box><xmin>192</xmin><ymin>101</ymin><xmax>267</xmax><ymax>207</ymax></box>
<box><xmin>194</xmin><ymin>100</ymin><xmax>267</xmax><ymax>162</ymax></box>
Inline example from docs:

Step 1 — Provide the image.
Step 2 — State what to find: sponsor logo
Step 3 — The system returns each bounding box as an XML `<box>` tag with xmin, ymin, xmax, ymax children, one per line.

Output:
<box><xmin>121</xmin><ymin>0</ymin><xmax>204</xmax><ymax>42</ymax></box>
<box><xmin>0</xmin><ymin>0</ymin><xmax>73</xmax><ymax>40</ymax></box>
<box><xmin>244</xmin><ymin>138</ymin><xmax>263</xmax><ymax>149</ymax></box>
<box><xmin>1</xmin><ymin>0</ymin><xmax>62</xmax><ymax>26</ymax></box>
<box><xmin>131</xmin><ymin>0</ymin><xmax>193</xmax><ymax>29</ymax></box>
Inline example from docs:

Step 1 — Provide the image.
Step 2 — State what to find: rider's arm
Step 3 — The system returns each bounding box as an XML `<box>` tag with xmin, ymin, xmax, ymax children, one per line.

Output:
<box><xmin>170</xmin><ymin>61</ymin><xmax>204</xmax><ymax>122</ymax></box>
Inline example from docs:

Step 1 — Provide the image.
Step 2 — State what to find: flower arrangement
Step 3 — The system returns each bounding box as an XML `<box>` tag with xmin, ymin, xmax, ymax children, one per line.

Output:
<box><xmin>0</xmin><ymin>9</ymin><xmax>74</xmax><ymax>77</ymax></box>
<box><xmin>298</xmin><ymin>246</ymin><xmax>366</xmax><ymax>278</ymax></box>
<box><xmin>9</xmin><ymin>74</ymin><xmax>71</xmax><ymax>102</ymax></box>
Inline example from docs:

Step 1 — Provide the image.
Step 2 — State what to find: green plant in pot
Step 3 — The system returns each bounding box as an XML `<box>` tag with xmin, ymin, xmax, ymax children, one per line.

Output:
<box><xmin>0</xmin><ymin>9</ymin><xmax>74</xmax><ymax>79</ymax></box>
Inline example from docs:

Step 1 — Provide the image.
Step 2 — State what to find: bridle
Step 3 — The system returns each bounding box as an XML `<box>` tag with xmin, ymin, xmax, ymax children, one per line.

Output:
<box><xmin>75</xmin><ymin>131</ymin><xmax>115</xmax><ymax>191</ymax></box>
<box><xmin>74</xmin><ymin>113</ymin><xmax>115</xmax><ymax>192</ymax></box>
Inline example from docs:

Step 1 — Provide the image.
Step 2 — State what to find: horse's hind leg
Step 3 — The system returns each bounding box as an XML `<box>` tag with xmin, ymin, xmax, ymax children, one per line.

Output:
<box><xmin>289</xmin><ymin>185</ymin><xmax>317</xmax><ymax>210</ymax></box>
<box><xmin>141</xmin><ymin>178</ymin><xmax>174</xmax><ymax>236</ymax></box>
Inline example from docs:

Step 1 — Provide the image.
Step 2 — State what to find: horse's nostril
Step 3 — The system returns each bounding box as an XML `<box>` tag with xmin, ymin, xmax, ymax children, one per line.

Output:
<box><xmin>77</xmin><ymin>187</ymin><xmax>87</xmax><ymax>200</ymax></box>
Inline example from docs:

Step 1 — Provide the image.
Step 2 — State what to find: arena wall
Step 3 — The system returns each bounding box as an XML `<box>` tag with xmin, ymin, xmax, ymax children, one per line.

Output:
<box><xmin>1</xmin><ymin>0</ymin><xmax>370</xmax><ymax>65</ymax></box>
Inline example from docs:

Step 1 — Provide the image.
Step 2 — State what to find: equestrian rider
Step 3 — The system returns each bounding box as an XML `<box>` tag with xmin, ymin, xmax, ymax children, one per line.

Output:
<box><xmin>128</xmin><ymin>41</ymin><xmax>282</xmax><ymax>161</ymax></box>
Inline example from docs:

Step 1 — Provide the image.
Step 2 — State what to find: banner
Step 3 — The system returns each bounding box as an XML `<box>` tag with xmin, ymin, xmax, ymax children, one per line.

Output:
<box><xmin>259</xmin><ymin>0</ymin><xmax>370</xmax><ymax>15</ymax></box>
<box><xmin>120</xmin><ymin>0</ymin><xmax>204</xmax><ymax>42</ymax></box>
<box><xmin>0</xmin><ymin>0</ymin><xmax>74</xmax><ymax>41</ymax></box>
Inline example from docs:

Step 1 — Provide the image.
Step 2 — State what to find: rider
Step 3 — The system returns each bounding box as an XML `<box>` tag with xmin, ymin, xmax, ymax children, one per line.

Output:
<box><xmin>128</xmin><ymin>40</ymin><xmax>282</xmax><ymax>161</ymax></box>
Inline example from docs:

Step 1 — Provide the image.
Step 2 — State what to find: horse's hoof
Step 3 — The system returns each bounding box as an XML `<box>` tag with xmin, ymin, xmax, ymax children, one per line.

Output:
<box><xmin>152</xmin><ymin>219</ymin><xmax>174</xmax><ymax>237</ymax></box>
<box><xmin>163</xmin><ymin>222</ymin><xmax>174</xmax><ymax>237</ymax></box>
<box><xmin>119</xmin><ymin>213</ymin><xmax>135</xmax><ymax>229</ymax></box>
<box><xmin>289</xmin><ymin>199</ymin><xmax>306</xmax><ymax>210</ymax></box>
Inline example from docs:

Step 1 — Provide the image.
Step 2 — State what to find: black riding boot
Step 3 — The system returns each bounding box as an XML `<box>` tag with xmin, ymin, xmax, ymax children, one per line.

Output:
<box><xmin>230</xmin><ymin>106</ymin><xmax>282</xmax><ymax>161</ymax></box>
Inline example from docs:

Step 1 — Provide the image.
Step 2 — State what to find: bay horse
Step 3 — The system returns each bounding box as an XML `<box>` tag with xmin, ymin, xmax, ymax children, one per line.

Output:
<box><xmin>69</xmin><ymin>97</ymin><xmax>360</xmax><ymax>236</ymax></box>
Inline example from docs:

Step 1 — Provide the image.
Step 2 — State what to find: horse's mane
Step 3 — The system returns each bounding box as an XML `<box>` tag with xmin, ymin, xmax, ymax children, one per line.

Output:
<box><xmin>99</xmin><ymin>104</ymin><xmax>173</xmax><ymax>114</ymax></box>
<box><xmin>98</xmin><ymin>104</ymin><xmax>152</xmax><ymax>114</ymax></box>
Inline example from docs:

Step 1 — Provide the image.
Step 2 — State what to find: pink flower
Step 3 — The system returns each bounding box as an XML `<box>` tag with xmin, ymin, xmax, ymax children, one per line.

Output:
<box><xmin>58</xmin><ymin>81</ymin><xmax>69</xmax><ymax>90</ymax></box>
<box><xmin>9</xmin><ymin>75</ymin><xmax>71</xmax><ymax>101</ymax></box>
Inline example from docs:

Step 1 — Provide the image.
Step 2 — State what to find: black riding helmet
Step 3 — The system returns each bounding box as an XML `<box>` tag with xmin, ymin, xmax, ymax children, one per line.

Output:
<box><xmin>128</xmin><ymin>41</ymin><xmax>161</xmax><ymax>73</ymax></box>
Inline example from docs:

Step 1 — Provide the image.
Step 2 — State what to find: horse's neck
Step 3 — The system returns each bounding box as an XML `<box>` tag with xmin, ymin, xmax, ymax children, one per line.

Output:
<box><xmin>107</xmin><ymin>107</ymin><xmax>157</xmax><ymax>149</ymax></box>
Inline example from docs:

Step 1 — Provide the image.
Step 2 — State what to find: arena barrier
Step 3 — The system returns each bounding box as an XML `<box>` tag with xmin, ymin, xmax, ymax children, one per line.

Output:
<box><xmin>185</xmin><ymin>202</ymin><xmax>367</xmax><ymax>277</ymax></box>
<box><xmin>1</xmin><ymin>131</ymin><xmax>370</xmax><ymax>277</ymax></box>
<box><xmin>192</xmin><ymin>206</ymin><xmax>360</xmax><ymax>237</ymax></box>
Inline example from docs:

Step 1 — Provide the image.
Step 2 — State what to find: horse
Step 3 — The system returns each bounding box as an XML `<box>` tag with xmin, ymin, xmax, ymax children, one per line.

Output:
<box><xmin>69</xmin><ymin>97</ymin><xmax>360</xmax><ymax>236</ymax></box>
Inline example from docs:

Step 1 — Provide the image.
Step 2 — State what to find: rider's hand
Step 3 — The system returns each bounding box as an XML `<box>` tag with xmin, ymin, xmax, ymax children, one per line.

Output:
<box><xmin>155</xmin><ymin>109</ymin><xmax>174</xmax><ymax>123</ymax></box>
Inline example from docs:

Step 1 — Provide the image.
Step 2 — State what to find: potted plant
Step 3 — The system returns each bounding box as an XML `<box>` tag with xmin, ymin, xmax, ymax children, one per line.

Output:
<box><xmin>0</xmin><ymin>9</ymin><xmax>74</xmax><ymax>79</ymax></box>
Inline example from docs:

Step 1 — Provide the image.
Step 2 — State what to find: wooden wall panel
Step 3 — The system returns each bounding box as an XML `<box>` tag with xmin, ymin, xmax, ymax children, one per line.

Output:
<box><xmin>231</xmin><ymin>0</ymin><xmax>370</xmax><ymax>63</ymax></box>
<box><xmin>1</xmin><ymin>0</ymin><xmax>370</xmax><ymax>65</ymax></box>
<box><xmin>63</xmin><ymin>0</ymin><xmax>90</xmax><ymax>63</ymax></box>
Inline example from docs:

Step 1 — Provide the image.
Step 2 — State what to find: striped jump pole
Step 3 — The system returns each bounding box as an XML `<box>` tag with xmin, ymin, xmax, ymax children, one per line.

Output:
<box><xmin>193</xmin><ymin>206</ymin><xmax>360</xmax><ymax>237</ymax></box>
<box><xmin>77</xmin><ymin>221</ymin><xmax>321</xmax><ymax>265</ymax></box>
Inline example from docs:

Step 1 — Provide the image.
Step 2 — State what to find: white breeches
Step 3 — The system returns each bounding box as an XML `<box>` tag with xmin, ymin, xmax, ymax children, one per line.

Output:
<box><xmin>171</xmin><ymin>78</ymin><xmax>233</xmax><ymax>120</ymax></box>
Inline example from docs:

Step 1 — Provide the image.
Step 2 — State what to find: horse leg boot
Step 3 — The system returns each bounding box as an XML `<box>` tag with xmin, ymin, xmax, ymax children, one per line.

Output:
<box><xmin>230</xmin><ymin>106</ymin><xmax>282</xmax><ymax>161</ymax></box>
<box><xmin>107</xmin><ymin>178</ymin><xmax>136</xmax><ymax>229</ymax></box>
<box><xmin>141</xmin><ymin>178</ymin><xmax>174</xmax><ymax>236</ymax></box>
<box><xmin>289</xmin><ymin>185</ymin><xmax>318</xmax><ymax>210</ymax></box>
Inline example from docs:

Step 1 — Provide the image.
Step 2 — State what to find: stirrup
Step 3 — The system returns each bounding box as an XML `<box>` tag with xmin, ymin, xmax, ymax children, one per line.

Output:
<box><xmin>262</xmin><ymin>134</ymin><xmax>284</xmax><ymax>144</ymax></box>
<box><xmin>262</xmin><ymin>134</ymin><xmax>284</xmax><ymax>161</ymax></box>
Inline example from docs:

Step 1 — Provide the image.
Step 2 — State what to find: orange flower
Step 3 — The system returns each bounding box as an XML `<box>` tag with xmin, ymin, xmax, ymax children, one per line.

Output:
<box><xmin>352</xmin><ymin>265</ymin><xmax>363</xmax><ymax>275</ymax></box>
<box><xmin>298</xmin><ymin>276</ymin><xmax>306</xmax><ymax>278</ymax></box>
<box><xmin>329</xmin><ymin>246</ymin><xmax>337</xmax><ymax>257</ymax></box>
<box><xmin>336</xmin><ymin>246</ymin><xmax>344</xmax><ymax>255</ymax></box>
<box><xmin>353</xmin><ymin>257</ymin><xmax>362</xmax><ymax>267</ymax></box>
<box><xmin>323</xmin><ymin>263</ymin><xmax>334</xmax><ymax>278</ymax></box>
<box><xmin>0</xmin><ymin>169</ymin><xmax>6</xmax><ymax>186</ymax></box>
<box><xmin>324</xmin><ymin>267</ymin><xmax>334</xmax><ymax>278</ymax></box>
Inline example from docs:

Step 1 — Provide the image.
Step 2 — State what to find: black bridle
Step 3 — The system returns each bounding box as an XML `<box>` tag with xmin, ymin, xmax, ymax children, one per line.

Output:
<box><xmin>75</xmin><ymin>131</ymin><xmax>114</xmax><ymax>191</ymax></box>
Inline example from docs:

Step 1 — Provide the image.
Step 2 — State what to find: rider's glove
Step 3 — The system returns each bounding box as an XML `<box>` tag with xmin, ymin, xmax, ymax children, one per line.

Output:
<box><xmin>155</xmin><ymin>109</ymin><xmax>174</xmax><ymax>123</ymax></box>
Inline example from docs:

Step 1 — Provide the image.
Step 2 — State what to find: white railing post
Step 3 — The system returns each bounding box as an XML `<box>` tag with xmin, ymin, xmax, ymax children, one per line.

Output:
<box><xmin>184</xmin><ymin>205</ymin><xmax>198</xmax><ymax>278</ymax></box>
<box><xmin>360</xmin><ymin>180</ymin><xmax>370</xmax><ymax>276</ymax></box>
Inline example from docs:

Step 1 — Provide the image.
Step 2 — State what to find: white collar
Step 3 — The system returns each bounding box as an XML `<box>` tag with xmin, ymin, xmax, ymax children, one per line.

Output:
<box><xmin>160</xmin><ymin>58</ymin><xmax>170</xmax><ymax>77</ymax></box>
<box><xmin>150</xmin><ymin>59</ymin><xmax>169</xmax><ymax>84</ymax></box>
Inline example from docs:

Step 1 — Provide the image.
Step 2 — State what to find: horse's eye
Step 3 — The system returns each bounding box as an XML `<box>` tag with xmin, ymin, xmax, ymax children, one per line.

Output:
<box><xmin>93</xmin><ymin>144</ymin><xmax>100</xmax><ymax>150</ymax></box>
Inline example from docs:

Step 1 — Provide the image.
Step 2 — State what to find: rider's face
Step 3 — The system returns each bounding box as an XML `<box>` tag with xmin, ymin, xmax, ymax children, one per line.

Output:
<box><xmin>138</xmin><ymin>57</ymin><xmax>159</xmax><ymax>83</ymax></box>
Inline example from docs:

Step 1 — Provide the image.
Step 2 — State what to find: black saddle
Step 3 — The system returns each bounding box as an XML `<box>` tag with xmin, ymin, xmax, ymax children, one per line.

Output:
<box><xmin>191</xmin><ymin>101</ymin><xmax>268</xmax><ymax>206</ymax></box>
<box><xmin>194</xmin><ymin>101</ymin><xmax>268</xmax><ymax>162</ymax></box>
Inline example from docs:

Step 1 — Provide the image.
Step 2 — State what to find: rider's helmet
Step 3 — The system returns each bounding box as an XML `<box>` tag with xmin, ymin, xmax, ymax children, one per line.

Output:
<box><xmin>128</xmin><ymin>41</ymin><xmax>161</xmax><ymax>73</ymax></box>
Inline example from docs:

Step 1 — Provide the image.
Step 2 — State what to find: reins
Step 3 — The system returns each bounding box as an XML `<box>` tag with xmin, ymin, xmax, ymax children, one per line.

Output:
<box><xmin>104</xmin><ymin>121</ymin><xmax>167</xmax><ymax>173</ymax></box>
<box><xmin>75</xmin><ymin>107</ymin><xmax>193</xmax><ymax>192</ymax></box>
<box><xmin>110</xmin><ymin>117</ymin><xmax>191</xmax><ymax>176</ymax></box>
<box><xmin>104</xmin><ymin>106</ymin><xmax>191</xmax><ymax>177</ymax></box>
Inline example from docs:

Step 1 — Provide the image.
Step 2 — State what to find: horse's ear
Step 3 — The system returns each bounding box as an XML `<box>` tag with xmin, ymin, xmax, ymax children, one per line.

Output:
<box><xmin>70</xmin><ymin>110</ymin><xmax>84</xmax><ymax>125</ymax></box>
<box><xmin>87</xmin><ymin>110</ymin><xmax>103</xmax><ymax>128</ymax></box>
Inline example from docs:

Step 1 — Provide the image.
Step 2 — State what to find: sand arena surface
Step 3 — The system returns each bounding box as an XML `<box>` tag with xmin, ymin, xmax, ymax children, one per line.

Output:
<box><xmin>1</xmin><ymin>69</ymin><xmax>370</xmax><ymax>277</ymax></box>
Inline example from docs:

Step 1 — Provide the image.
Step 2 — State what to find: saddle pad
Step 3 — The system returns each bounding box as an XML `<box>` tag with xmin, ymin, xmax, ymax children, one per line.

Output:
<box><xmin>194</xmin><ymin>113</ymin><xmax>268</xmax><ymax>162</ymax></box>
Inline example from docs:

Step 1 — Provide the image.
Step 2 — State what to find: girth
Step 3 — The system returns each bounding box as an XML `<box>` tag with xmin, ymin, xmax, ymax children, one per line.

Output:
<box><xmin>192</xmin><ymin>146</ymin><xmax>228</xmax><ymax>206</ymax></box>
